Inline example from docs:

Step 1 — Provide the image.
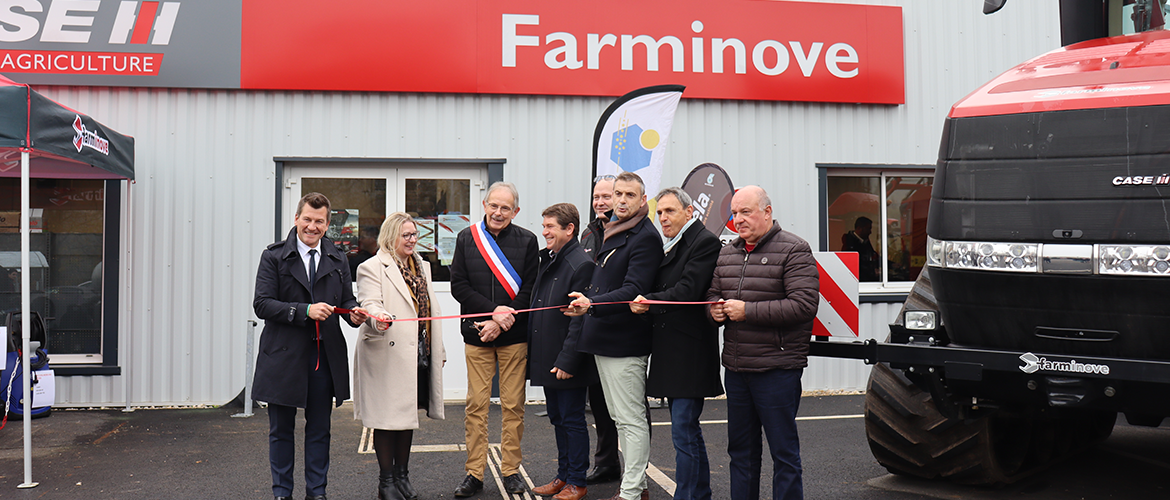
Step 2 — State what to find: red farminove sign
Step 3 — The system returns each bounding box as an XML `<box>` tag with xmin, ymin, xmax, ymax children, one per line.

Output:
<box><xmin>0</xmin><ymin>0</ymin><xmax>903</xmax><ymax>103</ymax></box>
<box><xmin>242</xmin><ymin>0</ymin><xmax>904</xmax><ymax>104</ymax></box>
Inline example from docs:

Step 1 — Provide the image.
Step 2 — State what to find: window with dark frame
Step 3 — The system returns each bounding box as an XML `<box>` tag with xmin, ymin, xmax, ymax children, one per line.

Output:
<box><xmin>823</xmin><ymin>167</ymin><xmax>934</xmax><ymax>288</ymax></box>
<box><xmin>0</xmin><ymin>178</ymin><xmax>111</xmax><ymax>363</ymax></box>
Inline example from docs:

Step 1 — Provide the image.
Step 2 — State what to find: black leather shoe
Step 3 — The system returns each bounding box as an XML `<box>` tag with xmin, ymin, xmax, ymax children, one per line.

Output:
<box><xmin>379</xmin><ymin>470</ymin><xmax>406</xmax><ymax>500</ymax></box>
<box><xmin>305</xmin><ymin>495</ymin><xmax>327</xmax><ymax>500</ymax></box>
<box><xmin>585</xmin><ymin>465</ymin><xmax>621</xmax><ymax>484</ymax></box>
<box><xmin>275</xmin><ymin>497</ymin><xmax>291</xmax><ymax>500</ymax></box>
<box><xmin>502</xmin><ymin>474</ymin><xmax>526</xmax><ymax>494</ymax></box>
<box><xmin>393</xmin><ymin>464</ymin><xmax>418</xmax><ymax>500</ymax></box>
<box><xmin>454</xmin><ymin>474</ymin><xmax>484</xmax><ymax>498</ymax></box>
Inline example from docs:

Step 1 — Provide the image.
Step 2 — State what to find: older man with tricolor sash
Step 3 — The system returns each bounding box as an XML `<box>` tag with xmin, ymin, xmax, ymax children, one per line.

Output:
<box><xmin>450</xmin><ymin>181</ymin><xmax>541</xmax><ymax>497</ymax></box>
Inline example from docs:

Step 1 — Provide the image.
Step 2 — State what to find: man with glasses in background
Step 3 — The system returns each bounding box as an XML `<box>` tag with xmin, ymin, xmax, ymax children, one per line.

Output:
<box><xmin>450</xmin><ymin>182</ymin><xmax>540</xmax><ymax>497</ymax></box>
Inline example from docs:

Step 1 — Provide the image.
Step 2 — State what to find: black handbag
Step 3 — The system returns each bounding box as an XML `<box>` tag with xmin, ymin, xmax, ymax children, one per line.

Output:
<box><xmin>418</xmin><ymin>324</ymin><xmax>430</xmax><ymax>370</ymax></box>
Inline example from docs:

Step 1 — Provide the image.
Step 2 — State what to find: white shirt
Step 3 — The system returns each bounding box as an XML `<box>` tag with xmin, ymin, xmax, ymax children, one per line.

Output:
<box><xmin>296</xmin><ymin>235</ymin><xmax>321</xmax><ymax>280</ymax></box>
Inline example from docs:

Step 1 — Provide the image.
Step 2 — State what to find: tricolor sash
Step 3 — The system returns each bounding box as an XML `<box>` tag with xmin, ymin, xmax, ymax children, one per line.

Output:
<box><xmin>470</xmin><ymin>221</ymin><xmax>522</xmax><ymax>299</ymax></box>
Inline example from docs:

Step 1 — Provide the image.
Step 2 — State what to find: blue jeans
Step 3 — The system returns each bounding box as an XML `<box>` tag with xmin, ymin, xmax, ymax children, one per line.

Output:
<box><xmin>545</xmin><ymin>386</ymin><xmax>590</xmax><ymax>487</ymax></box>
<box><xmin>669</xmin><ymin>397</ymin><xmax>711</xmax><ymax>500</ymax></box>
<box><xmin>725</xmin><ymin>368</ymin><xmax>803</xmax><ymax>500</ymax></box>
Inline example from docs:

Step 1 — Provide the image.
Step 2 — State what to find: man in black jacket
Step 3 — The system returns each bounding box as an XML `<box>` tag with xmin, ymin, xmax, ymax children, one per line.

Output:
<box><xmin>528</xmin><ymin>203</ymin><xmax>596</xmax><ymax>500</ymax></box>
<box><xmin>450</xmin><ymin>182</ymin><xmax>540</xmax><ymax>497</ymax></box>
<box><xmin>578</xmin><ymin>174</ymin><xmax>621</xmax><ymax>484</ymax></box>
<box><xmin>566</xmin><ymin>171</ymin><xmax>663</xmax><ymax>500</ymax></box>
<box><xmin>253</xmin><ymin>192</ymin><xmax>369</xmax><ymax>500</ymax></box>
<box><xmin>580</xmin><ymin>174</ymin><xmax>614</xmax><ymax>260</ymax></box>
<box><xmin>631</xmin><ymin>187</ymin><xmax>723</xmax><ymax>500</ymax></box>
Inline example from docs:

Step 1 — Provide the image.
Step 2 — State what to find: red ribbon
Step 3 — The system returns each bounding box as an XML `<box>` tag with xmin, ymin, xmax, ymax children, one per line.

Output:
<box><xmin>311</xmin><ymin>299</ymin><xmax>725</xmax><ymax>369</ymax></box>
<box><xmin>331</xmin><ymin>299</ymin><xmax>724</xmax><ymax>324</ymax></box>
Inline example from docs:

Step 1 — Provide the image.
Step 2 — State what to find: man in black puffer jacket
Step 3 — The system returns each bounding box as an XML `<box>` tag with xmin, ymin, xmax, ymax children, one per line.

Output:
<box><xmin>450</xmin><ymin>182</ymin><xmax>540</xmax><ymax>497</ymax></box>
<box><xmin>708</xmin><ymin>185</ymin><xmax>819</xmax><ymax>500</ymax></box>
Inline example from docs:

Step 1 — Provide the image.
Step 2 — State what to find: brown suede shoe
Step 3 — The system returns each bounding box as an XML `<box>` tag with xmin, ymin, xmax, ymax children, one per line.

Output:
<box><xmin>553</xmin><ymin>484</ymin><xmax>587</xmax><ymax>500</ymax></box>
<box><xmin>533</xmin><ymin>478</ymin><xmax>567</xmax><ymax>496</ymax></box>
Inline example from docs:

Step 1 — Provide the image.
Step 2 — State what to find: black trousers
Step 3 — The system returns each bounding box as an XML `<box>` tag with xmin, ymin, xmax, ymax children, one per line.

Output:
<box><xmin>268</xmin><ymin>346</ymin><xmax>334</xmax><ymax>498</ymax></box>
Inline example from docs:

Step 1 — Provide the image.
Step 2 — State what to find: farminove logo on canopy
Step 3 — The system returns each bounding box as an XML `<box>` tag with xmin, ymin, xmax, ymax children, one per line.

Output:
<box><xmin>72</xmin><ymin>115</ymin><xmax>110</xmax><ymax>155</ymax></box>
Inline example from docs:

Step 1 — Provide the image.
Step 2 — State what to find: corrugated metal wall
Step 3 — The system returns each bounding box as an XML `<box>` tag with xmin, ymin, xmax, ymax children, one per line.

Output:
<box><xmin>35</xmin><ymin>1</ymin><xmax>1059</xmax><ymax>406</ymax></box>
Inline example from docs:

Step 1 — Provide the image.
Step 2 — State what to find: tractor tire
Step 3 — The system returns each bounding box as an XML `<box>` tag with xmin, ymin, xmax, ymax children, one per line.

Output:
<box><xmin>864</xmin><ymin>362</ymin><xmax>1032</xmax><ymax>485</ymax></box>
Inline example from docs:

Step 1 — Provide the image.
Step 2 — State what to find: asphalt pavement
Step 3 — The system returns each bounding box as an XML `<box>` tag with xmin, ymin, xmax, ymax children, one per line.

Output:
<box><xmin>0</xmin><ymin>395</ymin><xmax>1167</xmax><ymax>499</ymax></box>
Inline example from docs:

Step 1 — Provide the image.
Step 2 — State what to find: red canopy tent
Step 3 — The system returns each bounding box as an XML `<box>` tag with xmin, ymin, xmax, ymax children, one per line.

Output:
<box><xmin>0</xmin><ymin>74</ymin><xmax>134</xmax><ymax>489</ymax></box>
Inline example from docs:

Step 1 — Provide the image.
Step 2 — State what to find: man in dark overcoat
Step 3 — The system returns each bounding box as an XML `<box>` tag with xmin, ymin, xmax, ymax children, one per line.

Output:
<box><xmin>253</xmin><ymin>192</ymin><xmax>368</xmax><ymax>500</ymax></box>
<box><xmin>528</xmin><ymin>203</ymin><xmax>597</xmax><ymax>500</ymax></box>
<box><xmin>631</xmin><ymin>187</ymin><xmax>723</xmax><ymax>500</ymax></box>
<box><xmin>565</xmin><ymin>171</ymin><xmax>664</xmax><ymax>500</ymax></box>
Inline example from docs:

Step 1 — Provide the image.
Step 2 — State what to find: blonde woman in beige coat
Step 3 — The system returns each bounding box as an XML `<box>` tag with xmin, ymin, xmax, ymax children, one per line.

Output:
<box><xmin>355</xmin><ymin>212</ymin><xmax>446</xmax><ymax>500</ymax></box>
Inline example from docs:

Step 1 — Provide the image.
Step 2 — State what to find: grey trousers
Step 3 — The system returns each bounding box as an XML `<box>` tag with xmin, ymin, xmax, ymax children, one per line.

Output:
<box><xmin>594</xmin><ymin>354</ymin><xmax>650</xmax><ymax>500</ymax></box>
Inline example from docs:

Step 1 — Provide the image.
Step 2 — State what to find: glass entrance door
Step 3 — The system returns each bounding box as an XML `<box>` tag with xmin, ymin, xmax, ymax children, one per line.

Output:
<box><xmin>282</xmin><ymin>162</ymin><xmax>487</xmax><ymax>400</ymax></box>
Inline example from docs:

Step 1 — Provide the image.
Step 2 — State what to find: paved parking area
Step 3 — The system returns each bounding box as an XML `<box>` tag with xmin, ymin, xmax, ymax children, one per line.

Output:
<box><xmin>0</xmin><ymin>395</ymin><xmax>1167</xmax><ymax>499</ymax></box>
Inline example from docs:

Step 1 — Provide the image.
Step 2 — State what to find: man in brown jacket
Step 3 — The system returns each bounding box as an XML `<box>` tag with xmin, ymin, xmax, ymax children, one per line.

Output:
<box><xmin>707</xmin><ymin>186</ymin><xmax>819</xmax><ymax>500</ymax></box>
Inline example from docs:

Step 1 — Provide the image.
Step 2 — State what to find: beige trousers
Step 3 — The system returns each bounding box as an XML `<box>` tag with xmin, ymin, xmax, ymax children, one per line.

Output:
<box><xmin>464</xmin><ymin>342</ymin><xmax>528</xmax><ymax>478</ymax></box>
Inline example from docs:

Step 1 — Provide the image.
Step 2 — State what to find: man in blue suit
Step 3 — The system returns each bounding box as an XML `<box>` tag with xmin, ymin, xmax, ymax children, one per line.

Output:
<box><xmin>253</xmin><ymin>192</ymin><xmax>369</xmax><ymax>500</ymax></box>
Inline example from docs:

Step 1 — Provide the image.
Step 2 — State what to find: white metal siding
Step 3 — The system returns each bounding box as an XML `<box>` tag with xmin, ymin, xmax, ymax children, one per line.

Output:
<box><xmin>35</xmin><ymin>1</ymin><xmax>1059</xmax><ymax>406</ymax></box>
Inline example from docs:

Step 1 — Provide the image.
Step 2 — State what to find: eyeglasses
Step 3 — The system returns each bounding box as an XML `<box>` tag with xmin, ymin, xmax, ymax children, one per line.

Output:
<box><xmin>486</xmin><ymin>203</ymin><xmax>515</xmax><ymax>214</ymax></box>
<box><xmin>594</xmin><ymin>174</ymin><xmax>616</xmax><ymax>183</ymax></box>
<box><xmin>401</xmin><ymin>232</ymin><xmax>419</xmax><ymax>240</ymax></box>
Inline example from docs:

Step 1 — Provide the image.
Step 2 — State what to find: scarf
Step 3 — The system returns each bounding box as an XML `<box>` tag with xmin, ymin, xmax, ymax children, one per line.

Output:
<box><xmin>663</xmin><ymin>217</ymin><xmax>698</xmax><ymax>254</ymax></box>
<box><xmin>603</xmin><ymin>203</ymin><xmax>650</xmax><ymax>242</ymax></box>
<box><xmin>397</xmin><ymin>255</ymin><xmax>432</xmax><ymax>357</ymax></box>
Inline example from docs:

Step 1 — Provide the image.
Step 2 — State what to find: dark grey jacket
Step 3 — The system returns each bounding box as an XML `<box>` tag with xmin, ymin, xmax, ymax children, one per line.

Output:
<box><xmin>527</xmin><ymin>238</ymin><xmax>597</xmax><ymax>388</ymax></box>
<box><xmin>253</xmin><ymin>228</ymin><xmax>359</xmax><ymax>407</ymax></box>
<box><xmin>706</xmin><ymin>222</ymin><xmax>819</xmax><ymax>372</ymax></box>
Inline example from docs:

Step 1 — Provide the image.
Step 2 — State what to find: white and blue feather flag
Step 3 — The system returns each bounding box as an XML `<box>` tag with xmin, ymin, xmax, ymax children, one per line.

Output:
<box><xmin>592</xmin><ymin>85</ymin><xmax>685</xmax><ymax>198</ymax></box>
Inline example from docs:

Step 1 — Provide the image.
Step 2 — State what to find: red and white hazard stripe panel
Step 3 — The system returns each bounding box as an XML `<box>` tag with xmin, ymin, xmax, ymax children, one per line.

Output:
<box><xmin>813</xmin><ymin>252</ymin><xmax>860</xmax><ymax>337</ymax></box>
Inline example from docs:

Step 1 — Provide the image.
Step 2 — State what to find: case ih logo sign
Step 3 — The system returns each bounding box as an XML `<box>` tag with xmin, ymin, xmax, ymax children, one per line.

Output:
<box><xmin>0</xmin><ymin>0</ymin><xmax>903</xmax><ymax>104</ymax></box>
<box><xmin>0</xmin><ymin>1</ymin><xmax>178</xmax><ymax>76</ymax></box>
<box><xmin>72</xmin><ymin>115</ymin><xmax>109</xmax><ymax>155</ymax></box>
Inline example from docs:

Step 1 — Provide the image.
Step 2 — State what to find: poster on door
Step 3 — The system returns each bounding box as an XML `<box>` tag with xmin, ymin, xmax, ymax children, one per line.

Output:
<box><xmin>415</xmin><ymin>219</ymin><xmax>437</xmax><ymax>253</ymax></box>
<box><xmin>328</xmin><ymin>209</ymin><xmax>360</xmax><ymax>255</ymax></box>
<box><xmin>437</xmin><ymin>214</ymin><xmax>472</xmax><ymax>265</ymax></box>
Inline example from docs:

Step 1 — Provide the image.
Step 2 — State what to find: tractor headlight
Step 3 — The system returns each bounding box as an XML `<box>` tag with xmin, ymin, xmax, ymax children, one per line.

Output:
<box><xmin>904</xmin><ymin>310</ymin><xmax>938</xmax><ymax>331</ymax></box>
<box><xmin>1099</xmin><ymin>245</ymin><xmax>1170</xmax><ymax>276</ymax></box>
<box><xmin>945</xmin><ymin>240</ymin><xmax>1037</xmax><ymax>273</ymax></box>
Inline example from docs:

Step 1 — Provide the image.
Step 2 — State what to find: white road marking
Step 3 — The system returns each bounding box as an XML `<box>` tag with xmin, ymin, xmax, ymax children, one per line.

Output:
<box><xmin>489</xmin><ymin>443</ymin><xmax>536</xmax><ymax>500</ymax></box>
<box><xmin>648</xmin><ymin>414</ymin><xmax>865</xmax><ymax>426</ymax></box>
<box><xmin>358</xmin><ymin>427</ymin><xmax>373</xmax><ymax>454</ymax></box>
<box><xmin>412</xmin><ymin>443</ymin><xmax>466</xmax><ymax>452</ymax></box>
<box><xmin>645</xmin><ymin>462</ymin><xmax>676</xmax><ymax>496</ymax></box>
<box><xmin>358</xmin><ymin>427</ymin><xmax>467</xmax><ymax>454</ymax></box>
